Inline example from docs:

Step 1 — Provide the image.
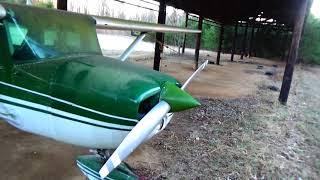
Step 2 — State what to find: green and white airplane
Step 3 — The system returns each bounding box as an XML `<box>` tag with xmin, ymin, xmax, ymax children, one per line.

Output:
<box><xmin>0</xmin><ymin>3</ymin><xmax>207</xmax><ymax>179</ymax></box>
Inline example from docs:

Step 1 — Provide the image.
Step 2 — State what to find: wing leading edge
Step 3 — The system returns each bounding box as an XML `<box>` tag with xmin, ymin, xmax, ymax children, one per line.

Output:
<box><xmin>93</xmin><ymin>15</ymin><xmax>201</xmax><ymax>34</ymax></box>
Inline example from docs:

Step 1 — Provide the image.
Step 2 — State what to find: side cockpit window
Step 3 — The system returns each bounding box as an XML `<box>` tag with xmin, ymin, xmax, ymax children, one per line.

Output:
<box><xmin>6</xmin><ymin>19</ymin><xmax>59</xmax><ymax>63</ymax></box>
<box><xmin>2</xmin><ymin>4</ymin><xmax>102</xmax><ymax>64</ymax></box>
<box><xmin>7</xmin><ymin>22</ymin><xmax>27</xmax><ymax>46</ymax></box>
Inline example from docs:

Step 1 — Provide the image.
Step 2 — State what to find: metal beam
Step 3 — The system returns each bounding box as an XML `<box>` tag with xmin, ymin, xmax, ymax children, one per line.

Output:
<box><xmin>119</xmin><ymin>33</ymin><xmax>146</xmax><ymax>61</ymax></box>
<box><xmin>182</xmin><ymin>12</ymin><xmax>188</xmax><ymax>54</ymax></box>
<box><xmin>57</xmin><ymin>0</ymin><xmax>67</xmax><ymax>10</ymax></box>
<box><xmin>187</xmin><ymin>17</ymin><xmax>220</xmax><ymax>28</ymax></box>
<box><xmin>153</xmin><ymin>0</ymin><xmax>166</xmax><ymax>71</ymax></box>
<box><xmin>216</xmin><ymin>25</ymin><xmax>224</xmax><ymax>65</ymax></box>
<box><xmin>231</xmin><ymin>22</ymin><xmax>238</xmax><ymax>61</ymax></box>
<box><xmin>279</xmin><ymin>0</ymin><xmax>308</xmax><ymax>104</ymax></box>
<box><xmin>194</xmin><ymin>16</ymin><xmax>203</xmax><ymax>70</ymax></box>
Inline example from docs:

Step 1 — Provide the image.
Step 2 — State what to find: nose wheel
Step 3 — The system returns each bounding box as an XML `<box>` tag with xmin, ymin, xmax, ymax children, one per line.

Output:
<box><xmin>76</xmin><ymin>149</ymin><xmax>138</xmax><ymax>180</ymax></box>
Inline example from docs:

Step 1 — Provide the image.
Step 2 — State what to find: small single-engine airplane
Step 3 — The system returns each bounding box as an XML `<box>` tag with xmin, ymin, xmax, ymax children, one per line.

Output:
<box><xmin>0</xmin><ymin>3</ymin><xmax>208</xmax><ymax>179</ymax></box>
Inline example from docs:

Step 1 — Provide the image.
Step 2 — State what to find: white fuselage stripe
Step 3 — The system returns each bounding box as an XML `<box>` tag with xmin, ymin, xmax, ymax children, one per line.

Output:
<box><xmin>0</xmin><ymin>100</ymin><xmax>128</xmax><ymax>148</ymax></box>
<box><xmin>0</xmin><ymin>94</ymin><xmax>133</xmax><ymax>130</ymax></box>
<box><xmin>0</xmin><ymin>81</ymin><xmax>138</xmax><ymax>122</ymax></box>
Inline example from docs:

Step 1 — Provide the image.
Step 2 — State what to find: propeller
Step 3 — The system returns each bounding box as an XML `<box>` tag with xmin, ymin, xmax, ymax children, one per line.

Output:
<box><xmin>99</xmin><ymin>60</ymin><xmax>208</xmax><ymax>179</ymax></box>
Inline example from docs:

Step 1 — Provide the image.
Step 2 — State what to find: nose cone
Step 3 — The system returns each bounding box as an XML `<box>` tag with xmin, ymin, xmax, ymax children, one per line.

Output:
<box><xmin>160</xmin><ymin>82</ymin><xmax>200</xmax><ymax>112</ymax></box>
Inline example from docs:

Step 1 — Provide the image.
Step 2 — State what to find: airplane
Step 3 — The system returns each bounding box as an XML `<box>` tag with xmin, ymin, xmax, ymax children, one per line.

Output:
<box><xmin>0</xmin><ymin>3</ymin><xmax>208</xmax><ymax>179</ymax></box>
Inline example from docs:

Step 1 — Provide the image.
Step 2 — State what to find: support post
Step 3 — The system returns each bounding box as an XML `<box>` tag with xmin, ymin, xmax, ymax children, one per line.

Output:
<box><xmin>153</xmin><ymin>0</ymin><xmax>166</xmax><ymax>71</ymax></box>
<box><xmin>182</xmin><ymin>12</ymin><xmax>188</xmax><ymax>54</ymax></box>
<box><xmin>241</xmin><ymin>23</ymin><xmax>248</xmax><ymax>59</ymax></box>
<box><xmin>57</xmin><ymin>0</ymin><xmax>67</xmax><ymax>10</ymax></box>
<box><xmin>231</xmin><ymin>22</ymin><xmax>238</xmax><ymax>61</ymax></box>
<box><xmin>216</xmin><ymin>25</ymin><xmax>224</xmax><ymax>65</ymax></box>
<box><xmin>254</xmin><ymin>26</ymin><xmax>260</xmax><ymax>57</ymax></box>
<box><xmin>249</xmin><ymin>25</ymin><xmax>255</xmax><ymax>58</ymax></box>
<box><xmin>194</xmin><ymin>16</ymin><xmax>203</xmax><ymax>70</ymax></box>
<box><xmin>279</xmin><ymin>0</ymin><xmax>308</xmax><ymax>104</ymax></box>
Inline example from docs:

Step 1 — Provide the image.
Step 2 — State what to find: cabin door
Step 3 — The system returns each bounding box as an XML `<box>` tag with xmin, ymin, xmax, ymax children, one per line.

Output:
<box><xmin>0</xmin><ymin>19</ymin><xmax>13</xmax><ymax>82</ymax></box>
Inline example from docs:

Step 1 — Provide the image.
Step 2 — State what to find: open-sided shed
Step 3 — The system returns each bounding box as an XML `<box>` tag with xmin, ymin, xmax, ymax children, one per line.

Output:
<box><xmin>152</xmin><ymin>0</ymin><xmax>311</xmax><ymax>104</ymax></box>
<box><xmin>159</xmin><ymin>0</ymin><xmax>303</xmax><ymax>26</ymax></box>
<box><xmin>56</xmin><ymin>0</ymin><xmax>311</xmax><ymax>104</ymax></box>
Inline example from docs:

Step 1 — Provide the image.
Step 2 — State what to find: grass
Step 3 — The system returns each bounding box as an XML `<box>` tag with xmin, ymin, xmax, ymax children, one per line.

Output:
<box><xmin>130</xmin><ymin>65</ymin><xmax>320</xmax><ymax>179</ymax></box>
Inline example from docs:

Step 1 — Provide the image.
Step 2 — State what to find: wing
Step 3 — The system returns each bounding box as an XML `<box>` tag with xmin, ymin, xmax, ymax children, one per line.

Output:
<box><xmin>93</xmin><ymin>15</ymin><xmax>201</xmax><ymax>34</ymax></box>
<box><xmin>93</xmin><ymin>15</ymin><xmax>201</xmax><ymax>62</ymax></box>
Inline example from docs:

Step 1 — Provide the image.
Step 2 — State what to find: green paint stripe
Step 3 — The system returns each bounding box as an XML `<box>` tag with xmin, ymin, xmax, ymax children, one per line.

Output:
<box><xmin>0</xmin><ymin>83</ymin><xmax>137</xmax><ymax>126</ymax></box>
<box><xmin>0</xmin><ymin>98</ymin><xmax>131</xmax><ymax>132</ymax></box>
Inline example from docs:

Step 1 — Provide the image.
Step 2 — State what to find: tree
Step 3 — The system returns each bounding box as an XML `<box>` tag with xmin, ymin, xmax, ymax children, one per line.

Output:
<box><xmin>300</xmin><ymin>14</ymin><xmax>320</xmax><ymax>64</ymax></box>
<box><xmin>99</xmin><ymin>0</ymin><xmax>110</xmax><ymax>16</ymax></box>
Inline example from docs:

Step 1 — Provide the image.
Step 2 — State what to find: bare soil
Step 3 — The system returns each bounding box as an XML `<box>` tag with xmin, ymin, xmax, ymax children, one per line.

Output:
<box><xmin>0</xmin><ymin>54</ymin><xmax>319</xmax><ymax>179</ymax></box>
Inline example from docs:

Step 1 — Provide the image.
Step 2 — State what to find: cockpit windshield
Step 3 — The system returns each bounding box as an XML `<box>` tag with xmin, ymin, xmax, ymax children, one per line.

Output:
<box><xmin>3</xmin><ymin>4</ymin><xmax>102</xmax><ymax>63</ymax></box>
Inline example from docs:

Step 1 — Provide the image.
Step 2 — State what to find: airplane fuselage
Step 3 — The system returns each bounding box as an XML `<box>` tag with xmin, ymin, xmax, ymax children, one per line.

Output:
<box><xmin>0</xmin><ymin>3</ymin><xmax>178</xmax><ymax>149</ymax></box>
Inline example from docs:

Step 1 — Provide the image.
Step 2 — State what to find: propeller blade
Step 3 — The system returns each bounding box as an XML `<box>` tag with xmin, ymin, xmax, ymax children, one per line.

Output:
<box><xmin>99</xmin><ymin>101</ymin><xmax>170</xmax><ymax>178</ymax></box>
<box><xmin>181</xmin><ymin>60</ymin><xmax>208</xmax><ymax>90</ymax></box>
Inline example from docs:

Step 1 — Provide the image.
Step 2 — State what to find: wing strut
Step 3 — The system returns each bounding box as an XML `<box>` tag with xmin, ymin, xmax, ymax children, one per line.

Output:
<box><xmin>119</xmin><ymin>32</ymin><xmax>146</xmax><ymax>62</ymax></box>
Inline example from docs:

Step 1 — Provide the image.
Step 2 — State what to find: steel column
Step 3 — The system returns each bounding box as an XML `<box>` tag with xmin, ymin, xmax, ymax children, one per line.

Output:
<box><xmin>216</xmin><ymin>25</ymin><xmax>224</xmax><ymax>65</ymax></box>
<box><xmin>279</xmin><ymin>0</ymin><xmax>308</xmax><ymax>104</ymax></box>
<box><xmin>231</xmin><ymin>22</ymin><xmax>238</xmax><ymax>61</ymax></box>
<box><xmin>57</xmin><ymin>0</ymin><xmax>67</xmax><ymax>10</ymax></box>
<box><xmin>248</xmin><ymin>26</ymin><xmax>255</xmax><ymax>58</ymax></box>
<box><xmin>194</xmin><ymin>16</ymin><xmax>203</xmax><ymax>70</ymax></box>
<box><xmin>153</xmin><ymin>0</ymin><xmax>166</xmax><ymax>71</ymax></box>
<box><xmin>241</xmin><ymin>23</ymin><xmax>248</xmax><ymax>59</ymax></box>
<box><xmin>182</xmin><ymin>12</ymin><xmax>189</xmax><ymax>54</ymax></box>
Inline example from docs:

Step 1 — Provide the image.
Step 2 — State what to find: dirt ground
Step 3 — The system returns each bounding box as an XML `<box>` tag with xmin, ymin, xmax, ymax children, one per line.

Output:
<box><xmin>0</xmin><ymin>53</ymin><xmax>319</xmax><ymax>179</ymax></box>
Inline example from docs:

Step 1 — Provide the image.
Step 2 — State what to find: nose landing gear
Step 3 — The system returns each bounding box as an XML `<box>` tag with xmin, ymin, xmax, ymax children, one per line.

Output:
<box><xmin>76</xmin><ymin>149</ymin><xmax>138</xmax><ymax>180</ymax></box>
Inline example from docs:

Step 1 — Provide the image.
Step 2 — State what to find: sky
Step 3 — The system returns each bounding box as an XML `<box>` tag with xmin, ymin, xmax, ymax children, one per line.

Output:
<box><xmin>311</xmin><ymin>0</ymin><xmax>320</xmax><ymax>18</ymax></box>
